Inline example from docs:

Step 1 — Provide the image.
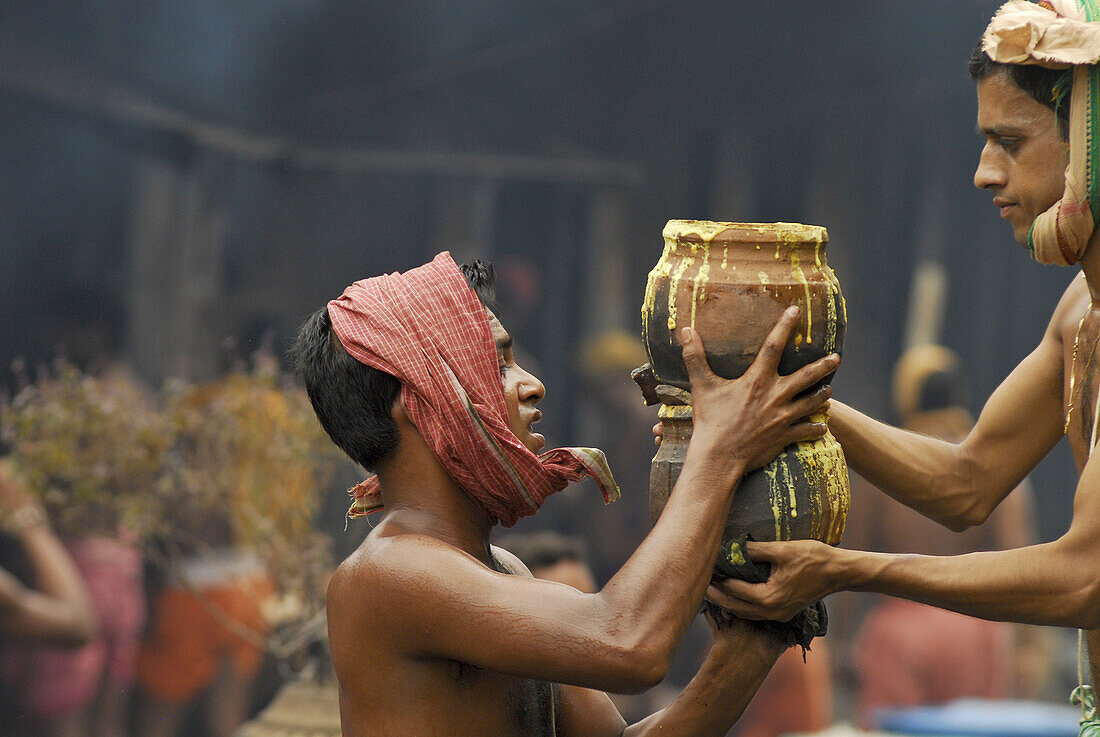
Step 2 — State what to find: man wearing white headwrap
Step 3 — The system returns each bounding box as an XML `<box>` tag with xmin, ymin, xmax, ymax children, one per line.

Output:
<box><xmin>986</xmin><ymin>0</ymin><xmax>1100</xmax><ymax>265</ymax></box>
<box><xmin>698</xmin><ymin>1</ymin><xmax>1100</xmax><ymax>729</ymax></box>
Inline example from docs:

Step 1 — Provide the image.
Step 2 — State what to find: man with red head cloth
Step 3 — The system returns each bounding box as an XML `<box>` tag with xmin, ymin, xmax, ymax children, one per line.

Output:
<box><xmin>700</xmin><ymin>1</ymin><xmax>1100</xmax><ymax>728</ymax></box>
<box><xmin>293</xmin><ymin>252</ymin><xmax>838</xmax><ymax>736</ymax></box>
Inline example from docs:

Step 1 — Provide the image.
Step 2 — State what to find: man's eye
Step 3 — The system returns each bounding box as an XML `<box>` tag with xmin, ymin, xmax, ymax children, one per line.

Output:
<box><xmin>1000</xmin><ymin>138</ymin><xmax>1021</xmax><ymax>153</ymax></box>
<box><xmin>499</xmin><ymin>363</ymin><xmax>508</xmax><ymax>377</ymax></box>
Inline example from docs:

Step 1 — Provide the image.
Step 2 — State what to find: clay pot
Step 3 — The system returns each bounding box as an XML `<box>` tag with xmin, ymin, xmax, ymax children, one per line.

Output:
<box><xmin>641</xmin><ymin>220</ymin><xmax>850</xmax><ymax>580</ymax></box>
<box><xmin>642</xmin><ymin>220</ymin><xmax>845</xmax><ymax>388</ymax></box>
<box><xmin>649</xmin><ymin>404</ymin><xmax>849</xmax><ymax>579</ymax></box>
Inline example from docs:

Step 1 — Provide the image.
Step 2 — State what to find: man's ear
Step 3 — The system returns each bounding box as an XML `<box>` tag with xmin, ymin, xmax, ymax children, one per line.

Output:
<box><xmin>391</xmin><ymin>392</ymin><xmax>410</xmax><ymax>424</ymax></box>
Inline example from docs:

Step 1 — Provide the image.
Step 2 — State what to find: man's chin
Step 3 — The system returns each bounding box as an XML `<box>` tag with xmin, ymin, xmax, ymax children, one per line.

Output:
<box><xmin>1011</xmin><ymin>226</ymin><xmax>1032</xmax><ymax>250</ymax></box>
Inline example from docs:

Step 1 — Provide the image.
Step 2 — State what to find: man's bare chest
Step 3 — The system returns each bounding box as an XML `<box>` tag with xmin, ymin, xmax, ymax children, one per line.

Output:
<box><xmin>447</xmin><ymin>661</ymin><xmax>558</xmax><ymax>736</ymax></box>
<box><xmin>1065</xmin><ymin>305</ymin><xmax>1100</xmax><ymax>467</ymax></box>
<box><xmin>353</xmin><ymin>658</ymin><xmax>559</xmax><ymax>737</ymax></box>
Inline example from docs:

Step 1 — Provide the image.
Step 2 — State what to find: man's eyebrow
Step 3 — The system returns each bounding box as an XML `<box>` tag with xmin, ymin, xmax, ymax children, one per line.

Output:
<box><xmin>495</xmin><ymin>335</ymin><xmax>513</xmax><ymax>352</ymax></box>
<box><xmin>976</xmin><ymin>124</ymin><xmax>1024</xmax><ymax>136</ymax></box>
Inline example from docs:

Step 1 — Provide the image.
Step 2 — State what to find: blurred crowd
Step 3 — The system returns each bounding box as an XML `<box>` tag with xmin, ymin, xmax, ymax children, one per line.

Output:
<box><xmin>0</xmin><ymin>333</ymin><xmax>1078</xmax><ymax>737</ymax></box>
<box><xmin>0</xmin><ymin>356</ymin><xmax>340</xmax><ymax>737</ymax></box>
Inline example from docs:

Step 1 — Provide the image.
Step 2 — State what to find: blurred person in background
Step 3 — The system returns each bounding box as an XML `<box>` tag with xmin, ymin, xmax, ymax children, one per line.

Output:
<box><xmin>575</xmin><ymin>329</ymin><xmax>659</xmax><ymax>581</ymax></box>
<box><xmin>134</xmin><ymin>507</ymin><xmax>277</xmax><ymax>737</ymax></box>
<box><xmin>134</xmin><ymin>376</ymin><xmax>278</xmax><ymax>737</ymax></box>
<box><xmin>1</xmin><ymin>365</ymin><xmax>154</xmax><ymax>737</ymax></box>
<box><xmin>495</xmin><ymin>530</ymin><xmax>599</xmax><ymax>595</ymax></box>
<box><xmin>135</xmin><ymin>550</ymin><xmax>275</xmax><ymax>737</ymax></box>
<box><xmin>0</xmin><ymin>459</ymin><xmax>97</xmax><ymax>737</ymax></box>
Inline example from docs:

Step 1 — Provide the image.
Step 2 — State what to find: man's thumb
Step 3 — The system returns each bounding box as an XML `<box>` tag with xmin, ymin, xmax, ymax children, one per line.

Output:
<box><xmin>680</xmin><ymin>327</ymin><xmax>714</xmax><ymax>386</ymax></box>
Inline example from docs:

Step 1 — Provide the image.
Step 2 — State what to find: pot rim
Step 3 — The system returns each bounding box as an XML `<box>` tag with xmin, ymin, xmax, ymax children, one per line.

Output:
<box><xmin>663</xmin><ymin>220</ymin><xmax>827</xmax><ymax>245</ymax></box>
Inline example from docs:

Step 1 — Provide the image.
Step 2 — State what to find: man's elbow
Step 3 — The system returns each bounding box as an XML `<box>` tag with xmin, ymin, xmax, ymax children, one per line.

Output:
<box><xmin>598</xmin><ymin>634</ymin><xmax>671</xmax><ymax>694</ymax></box>
<box><xmin>941</xmin><ymin>511</ymin><xmax>984</xmax><ymax>533</ymax></box>
<box><xmin>613</xmin><ymin>645</ymin><xmax>669</xmax><ymax>694</ymax></box>
<box><xmin>1066</xmin><ymin>580</ymin><xmax>1100</xmax><ymax>630</ymax></box>
<box><xmin>935</xmin><ymin>452</ymin><xmax>997</xmax><ymax>532</ymax></box>
<box><xmin>939</xmin><ymin>494</ymin><xmax>994</xmax><ymax>532</ymax></box>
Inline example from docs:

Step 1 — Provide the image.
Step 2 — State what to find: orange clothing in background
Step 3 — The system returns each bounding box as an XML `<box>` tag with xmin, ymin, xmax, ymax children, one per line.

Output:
<box><xmin>137</xmin><ymin>573</ymin><xmax>275</xmax><ymax>703</ymax></box>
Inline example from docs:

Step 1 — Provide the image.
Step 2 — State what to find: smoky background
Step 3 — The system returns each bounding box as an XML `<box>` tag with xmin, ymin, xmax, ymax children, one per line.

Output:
<box><xmin>0</xmin><ymin>0</ymin><xmax>1074</xmax><ymax>546</ymax></box>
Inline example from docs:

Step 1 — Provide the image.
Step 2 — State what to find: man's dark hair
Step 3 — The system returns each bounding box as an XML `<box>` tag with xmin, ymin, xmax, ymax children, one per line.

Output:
<box><xmin>292</xmin><ymin>259</ymin><xmax>496</xmax><ymax>471</ymax></box>
<box><xmin>968</xmin><ymin>39</ymin><xmax>1070</xmax><ymax>139</ymax></box>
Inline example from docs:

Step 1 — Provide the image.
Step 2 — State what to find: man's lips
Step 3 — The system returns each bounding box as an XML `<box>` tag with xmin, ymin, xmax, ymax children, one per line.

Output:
<box><xmin>993</xmin><ymin>197</ymin><xmax>1016</xmax><ymax>218</ymax></box>
<box><xmin>527</xmin><ymin>411</ymin><xmax>545</xmax><ymax>450</ymax></box>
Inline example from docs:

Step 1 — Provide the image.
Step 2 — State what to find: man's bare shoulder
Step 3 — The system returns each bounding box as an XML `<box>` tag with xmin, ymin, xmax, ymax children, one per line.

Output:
<box><xmin>1053</xmin><ymin>272</ymin><xmax>1091</xmax><ymax>336</ymax></box>
<box><xmin>331</xmin><ymin>527</ymin><xmax>479</xmax><ymax>599</ymax></box>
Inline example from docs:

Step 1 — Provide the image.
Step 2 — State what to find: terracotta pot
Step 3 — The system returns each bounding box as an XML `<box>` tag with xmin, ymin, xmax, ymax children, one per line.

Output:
<box><xmin>642</xmin><ymin>220</ymin><xmax>845</xmax><ymax>388</ymax></box>
<box><xmin>641</xmin><ymin>220</ymin><xmax>850</xmax><ymax>580</ymax></box>
<box><xmin>649</xmin><ymin>404</ymin><xmax>849</xmax><ymax>578</ymax></box>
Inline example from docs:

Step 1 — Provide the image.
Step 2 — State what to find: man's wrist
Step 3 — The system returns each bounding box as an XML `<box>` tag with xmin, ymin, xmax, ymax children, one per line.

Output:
<box><xmin>711</xmin><ymin>617</ymin><xmax>785</xmax><ymax>665</ymax></box>
<box><xmin>684</xmin><ymin>435</ymin><xmax>748</xmax><ymax>483</ymax></box>
<box><xmin>831</xmin><ymin>546</ymin><xmax>875</xmax><ymax>592</ymax></box>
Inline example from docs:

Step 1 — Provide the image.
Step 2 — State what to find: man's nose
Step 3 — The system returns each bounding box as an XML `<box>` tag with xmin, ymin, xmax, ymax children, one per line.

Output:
<box><xmin>974</xmin><ymin>144</ymin><xmax>1006</xmax><ymax>190</ymax></box>
<box><xmin>517</xmin><ymin>368</ymin><xmax>545</xmax><ymax>403</ymax></box>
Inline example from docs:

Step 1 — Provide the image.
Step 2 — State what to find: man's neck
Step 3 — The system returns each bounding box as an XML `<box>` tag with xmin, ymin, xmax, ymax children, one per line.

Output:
<box><xmin>374</xmin><ymin>422</ymin><xmax>495</xmax><ymax>564</ymax></box>
<box><xmin>1078</xmin><ymin>229</ymin><xmax>1100</xmax><ymax>305</ymax></box>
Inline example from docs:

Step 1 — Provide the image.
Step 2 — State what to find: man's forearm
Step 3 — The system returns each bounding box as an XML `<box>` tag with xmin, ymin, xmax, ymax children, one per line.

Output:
<box><xmin>602</xmin><ymin>437</ymin><xmax>746</xmax><ymax>667</ymax></box>
<box><xmin>623</xmin><ymin>620</ymin><xmax>783</xmax><ymax>737</ymax></box>
<box><xmin>835</xmin><ymin>539</ymin><xmax>1100</xmax><ymax>629</ymax></box>
<box><xmin>830</xmin><ymin>401</ymin><xmax>992</xmax><ymax>529</ymax></box>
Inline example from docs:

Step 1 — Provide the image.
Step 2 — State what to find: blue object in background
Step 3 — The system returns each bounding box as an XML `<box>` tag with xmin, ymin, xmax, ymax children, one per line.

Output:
<box><xmin>876</xmin><ymin>699</ymin><xmax>1080</xmax><ymax>737</ymax></box>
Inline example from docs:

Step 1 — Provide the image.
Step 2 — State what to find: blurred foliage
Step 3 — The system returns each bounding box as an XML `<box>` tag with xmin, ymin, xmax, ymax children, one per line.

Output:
<box><xmin>161</xmin><ymin>354</ymin><xmax>341</xmax><ymax>621</ymax></box>
<box><xmin>2</xmin><ymin>354</ymin><xmax>344</xmax><ymax>647</ymax></box>
<box><xmin>1</xmin><ymin>360</ymin><xmax>171</xmax><ymax>536</ymax></box>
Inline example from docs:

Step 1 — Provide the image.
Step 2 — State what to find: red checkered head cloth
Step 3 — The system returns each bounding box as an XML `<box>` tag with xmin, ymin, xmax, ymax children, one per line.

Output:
<box><xmin>327</xmin><ymin>252</ymin><xmax>619</xmax><ymax>527</ymax></box>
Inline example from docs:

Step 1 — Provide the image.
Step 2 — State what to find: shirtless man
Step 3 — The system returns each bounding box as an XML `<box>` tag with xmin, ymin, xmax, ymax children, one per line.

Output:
<box><xmin>293</xmin><ymin>253</ymin><xmax>838</xmax><ymax>736</ymax></box>
<box><xmin>705</xmin><ymin>0</ymin><xmax>1100</xmax><ymax>697</ymax></box>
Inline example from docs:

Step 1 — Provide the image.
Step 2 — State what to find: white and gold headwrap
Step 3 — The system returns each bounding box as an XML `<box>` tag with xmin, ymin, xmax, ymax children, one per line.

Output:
<box><xmin>984</xmin><ymin>0</ymin><xmax>1100</xmax><ymax>265</ymax></box>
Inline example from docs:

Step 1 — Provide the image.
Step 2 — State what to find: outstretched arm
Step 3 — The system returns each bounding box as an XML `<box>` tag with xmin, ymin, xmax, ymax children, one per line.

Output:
<box><xmin>621</xmin><ymin>618</ymin><xmax>782</xmax><ymax>737</ymax></box>
<box><xmin>831</xmin><ymin>325</ymin><xmax>1064</xmax><ymax>530</ymax></box>
<box><xmin>0</xmin><ymin>464</ymin><xmax>97</xmax><ymax>646</ymax></box>
<box><xmin>709</xmin><ymin>445</ymin><xmax>1100</xmax><ymax>629</ymax></box>
<box><xmin>831</xmin><ymin>276</ymin><xmax>1080</xmax><ymax>530</ymax></box>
